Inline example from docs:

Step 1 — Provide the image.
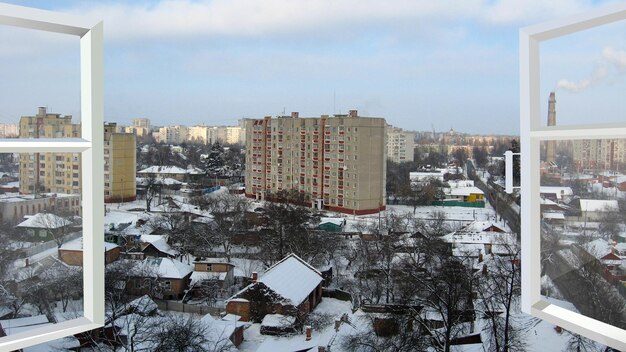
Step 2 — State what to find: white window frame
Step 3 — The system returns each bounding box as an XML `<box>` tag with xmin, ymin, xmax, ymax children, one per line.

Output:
<box><xmin>520</xmin><ymin>3</ymin><xmax>626</xmax><ymax>350</ymax></box>
<box><xmin>0</xmin><ymin>3</ymin><xmax>103</xmax><ymax>351</ymax></box>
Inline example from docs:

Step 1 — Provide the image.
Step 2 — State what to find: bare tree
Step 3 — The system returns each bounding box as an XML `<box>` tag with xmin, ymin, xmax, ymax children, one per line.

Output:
<box><xmin>32</xmin><ymin>212</ymin><xmax>73</xmax><ymax>248</ymax></box>
<box><xmin>191</xmin><ymin>193</ymin><xmax>250</xmax><ymax>261</ymax></box>
<box><xmin>474</xmin><ymin>243</ymin><xmax>525</xmax><ymax>352</ymax></box>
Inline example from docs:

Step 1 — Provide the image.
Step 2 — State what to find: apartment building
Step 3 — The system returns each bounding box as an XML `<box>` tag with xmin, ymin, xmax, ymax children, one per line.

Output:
<box><xmin>19</xmin><ymin>108</ymin><xmax>136</xmax><ymax>202</ymax></box>
<box><xmin>386</xmin><ymin>125</ymin><xmax>415</xmax><ymax>163</ymax></box>
<box><xmin>104</xmin><ymin>123</ymin><xmax>137</xmax><ymax>203</ymax></box>
<box><xmin>124</xmin><ymin>118</ymin><xmax>151</xmax><ymax>137</ymax></box>
<box><xmin>0</xmin><ymin>123</ymin><xmax>18</xmax><ymax>138</ymax></box>
<box><xmin>154</xmin><ymin>125</ymin><xmax>188</xmax><ymax>144</ymax></box>
<box><xmin>245</xmin><ymin>110</ymin><xmax>386</xmax><ymax>215</ymax></box>
<box><xmin>573</xmin><ymin>139</ymin><xmax>626</xmax><ymax>172</ymax></box>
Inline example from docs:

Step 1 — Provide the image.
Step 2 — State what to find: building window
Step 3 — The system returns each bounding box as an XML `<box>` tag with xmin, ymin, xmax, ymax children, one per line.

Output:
<box><xmin>520</xmin><ymin>6</ymin><xmax>626</xmax><ymax>350</ymax></box>
<box><xmin>0</xmin><ymin>5</ymin><xmax>104</xmax><ymax>351</ymax></box>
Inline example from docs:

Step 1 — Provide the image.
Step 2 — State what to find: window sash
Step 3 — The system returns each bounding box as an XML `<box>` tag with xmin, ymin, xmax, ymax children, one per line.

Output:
<box><xmin>0</xmin><ymin>3</ymin><xmax>104</xmax><ymax>351</ymax></box>
<box><xmin>520</xmin><ymin>3</ymin><xmax>626</xmax><ymax>350</ymax></box>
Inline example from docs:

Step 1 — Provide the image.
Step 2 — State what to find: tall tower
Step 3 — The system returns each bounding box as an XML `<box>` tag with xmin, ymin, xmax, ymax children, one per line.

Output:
<box><xmin>546</xmin><ymin>92</ymin><xmax>556</xmax><ymax>163</ymax></box>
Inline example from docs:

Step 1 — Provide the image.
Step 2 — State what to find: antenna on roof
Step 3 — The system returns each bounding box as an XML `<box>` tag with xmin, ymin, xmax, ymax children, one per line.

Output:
<box><xmin>333</xmin><ymin>91</ymin><xmax>336</xmax><ymax>114</ymax></box>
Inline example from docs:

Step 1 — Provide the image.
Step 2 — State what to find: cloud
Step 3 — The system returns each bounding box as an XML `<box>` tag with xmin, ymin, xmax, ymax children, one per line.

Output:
<box><xmin>61</xmin><ymin>0</ymin><xmax>604</xmax><ymax>42</ymax></box>
<box><xmin>557</xmin><ymin>46</ymin><xmax>626</xmax><ymax>92</ymax></box>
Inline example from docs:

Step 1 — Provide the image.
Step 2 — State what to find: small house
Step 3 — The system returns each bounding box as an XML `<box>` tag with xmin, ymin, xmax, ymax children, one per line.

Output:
<box><xmin>128</xmin><ymin>258</ymin><xmax>193</xmax><ymax>300</ymax></box>
<box><xmin>225</xmin><ymin>253</ymin><xmax>323</xmax><ymax>323</ymax></box>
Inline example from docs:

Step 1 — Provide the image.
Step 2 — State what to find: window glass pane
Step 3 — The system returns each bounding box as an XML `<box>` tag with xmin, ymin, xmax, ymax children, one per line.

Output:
<box><xmin>0</xmin><ymin>24</ymin><xmax>80</xmax><ymax>138</ymax></box>
<box><xmin>540</xmin><ymin>139</ymin><xmax>626</xmax><ymax>329</ymax></box>
<box><xmin>0</xmin><ymin>152</ymin><xmax>87</xmax><ymax>341</ymax></box>
<box><xmin>540</xmin><ymin>20</ymin><xmax>626</xmax><ymax>127</ymax></box>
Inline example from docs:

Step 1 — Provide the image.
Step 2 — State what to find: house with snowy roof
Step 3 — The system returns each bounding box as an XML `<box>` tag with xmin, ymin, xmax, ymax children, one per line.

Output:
<box><xmin>579</xmin><ymin>239</ymin><xmax>626</xmax><ymax>283</ymax></box>
<box><xmin>127</xmin><ymin>257</ymin><xmax>193</xmax><ymax>300</ymax></box>
<box><xmin>15</xmin><ymin>213</ymin><xmax>74</xmax><ymax>241</ymax></box>
<box><xmin>188</xmin><ymin>259</ymin><xmax>235</xmax><ymax>299</ymax></box>
<box><xmin>138</xmin><ymin>165</ymin><xmax>203</xmax><ymax>182</ymax></box>
<box><xmin>58</xmin><ymin>237</ymin><xmax>121</xmax><ymax>266</ymax></box>
<box><xmin>578</xmin><ymin>199</ymin><xmax>620</xmax><ymax>221</ymax></box>
<box><xmin>225</xmin><ymin>253</ymin><xmax>323</xmax><ymax>323</ymax></box>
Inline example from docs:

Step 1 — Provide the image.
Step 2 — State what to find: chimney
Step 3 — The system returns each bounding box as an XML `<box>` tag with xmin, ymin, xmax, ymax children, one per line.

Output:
<box><xmin>291</xmin><ymin>112</ymin><xmax>299</xmax><ymax>118</ymax></box>
<box><xmin>305</xmin><ymin>326</ymin><xmax>312</xmax><ymax>341</ymax></box>
<box><xmin>25</xmin><ymin>258</ymin><xmax>29</xmax><ymax>267</ymax></box>
<box><xmin>318</xmin><ymin>347</ymin><xmax>326</xmax><ymax>352</ymax></box>
<box><xmin>348</xmin><ymin>110</ymin><xmax>358</xmax><ymax>118</ymax></box>
<box><xmin>251</xmin><ymin>272</ymin><xmax>258</xmax><ymax>283</ymax></box>
<box><xmin>546</xmin><ymin>92</ymin><xmax>556</xmax><ymax>163</ymax></box>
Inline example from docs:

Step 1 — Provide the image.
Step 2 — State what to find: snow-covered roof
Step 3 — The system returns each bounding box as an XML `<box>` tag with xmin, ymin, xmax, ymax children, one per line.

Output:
<box><xmin>134</xmin><ymin>257</ymin><xmax>193</xmax><ymax>279</ymax></box>
<box><xmin>448</xmin><ymin>186</ymin><xmax>484</xmax><ymax>196</ymax></box>
<box><xmin>190</xmin><ymin>271</ymin><xmax>228</xmax><ymax>285</ymax></box>
<box><xmin>540</xmin><ymin>186</ymin><xmax>573</xmax><ymax>199</ymax></box>
<box><xmin>261</xmin><ymin>314</ymin><xmax>295</xmax><ymax>328</ymax></box>
<box><xmin>138</xmin><ymin>165</ymin><xmax>189</xmax><ymax>174</ymax></box>
<box><xmin>581</xmin><ymin>238</ymin><xmax>613</xmax><ymax>259</ymax></box>
<box><xmin>258</xmin><ymin>253</ymin><xmax>323</xmax><ymax>306</ymax></box>
<box><xmin>459</xmin><ymin>220</ymin><xmax>506</xmax><ymax>233</ymax></box>
<box><xmin>542</xmin><ymin>212</ymin><xmax>565</xmax><ymax>220</ymax></box>
<box><xmin>16</xmin><ymin>213</ymin><xmax>72</xmax><ymax>229</ymax></box>
<box><xmin>580</xmin><ymin>199</ymin><xmax>619</xmax><ymax>212</ymax></box>
<box><xmin>59</xmin><ymin>237</ymin><xmax>119</xmax><ymax>252</ymax></box>
<box><xmin>141</xmin><ymin>236</ymin><xmax>177</xmax><ymax>256</ymax></box>
<box><xmin>319</xmin><ymin>217</ymin><xmax>345</xmax><ymax>226</ymax></box>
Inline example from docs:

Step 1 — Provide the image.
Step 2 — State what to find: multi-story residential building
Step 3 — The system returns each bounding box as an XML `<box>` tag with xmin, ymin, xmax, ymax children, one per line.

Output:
<box><xmin>19</xmin><ymin>108</ymin><xmax>136</xmax><ymax>202</ymax></box>
<box><xmin>245</xmin><ymin>110</ymin><xmax>386</xmax><ymax>215</ymax></box>
<box><xmin>125</xmin><ymin>118</ymin><xmax>151</xmax><ymax>137</ymax></box>
<box><xmin>0</xmin><ymin>123</ymin><xmax>19</xmax><ymax>137</ymax></box>
<box><xmin>19</xmin><ymin>107</ymin><xmax>81</xmax><ymax>195</ymax></box>
<box><xmin>573</xmin><ymin>139</ymin><xmax>626</xmax><ymax>172</ymax></box>
<box><xmin>154</xmin><ymin>125</ymin><xmax>188</xmax><ymax>144</ymax></box>
<box><xmin>104</xmin><ymin>123</ymin><xmax>137</xmax><ymax>203</ymax></box>
<box><xmin>386</xmin><ymin>125</ymin><xmax>415</xmax><ymax>163</ymax></box>
<box><xmin>188</xmin><ymin>125</ymin><xmax>211</xmax><ymax>144</ymax></box>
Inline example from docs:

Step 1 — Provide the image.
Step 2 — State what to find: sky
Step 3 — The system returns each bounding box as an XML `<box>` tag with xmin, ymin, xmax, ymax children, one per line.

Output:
<box><xmin>0</xmin><ymin>0</ymin><xmax>625</xmax><ymax>135</ymax></box>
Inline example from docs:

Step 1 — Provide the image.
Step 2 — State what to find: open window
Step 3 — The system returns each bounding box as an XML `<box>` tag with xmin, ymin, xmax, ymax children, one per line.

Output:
<box><xmin>0</xmin><ymin>3</ymin><xmax>103</xmax><ymax>350</ymax></box>
<box><xmin>520</xmin><ymin>3</ymin><xmax>626</xmax><ymax>349</ymax></box>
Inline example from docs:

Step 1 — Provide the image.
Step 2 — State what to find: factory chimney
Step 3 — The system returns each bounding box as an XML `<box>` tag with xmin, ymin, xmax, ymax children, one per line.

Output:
<box><xmin>546</xmin><ymin>92</ymin><xmax>557</xmax><ymax>163</ymax></box>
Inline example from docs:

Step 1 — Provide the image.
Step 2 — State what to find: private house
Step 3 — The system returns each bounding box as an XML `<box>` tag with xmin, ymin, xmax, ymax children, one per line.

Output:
<box><xmin>442</xmin><ymin>220</ymin><xmax>515</xmax><ymax>260</ymax></box>
<box><xmin>200</xmin><ymin>313</ymin><xmax>247</xmax><ymax>348</ymax></box>
<box><xmin>127</xmin><ymin>257</ymin><xmax>193</xmax><ymax>300</ymax></box>
<box><xmin>433</xmin><ymin>180</ymin><xmax>485</xmax><ymax>207</ymax></box>
<box><xmin>318</xmin><ymin>217</ymin><xmax>346</xmax><ymax>232</ymax></box>
<box><xmin>580</xmin><ymin>239</ymin><xmax>626</xmax><ymax>283</ymax></box>
<box><xmin>58</xmin><ymin>237</ymin><xmax>121</xmax><ymax>266</ymax></box>
<box><xmin>137</xmin><ymin>234</ymin><xmax>177</xmax><ymax>258</ymax></box>
<box><xmin>137</xmin><ymin>165</ymin><xmax>203</xmax><ymax>182</ymax></box>
<box><xmin>15</xmin><ymin>213</ymin><xmax>73</xmax><ymax>241</ymax></box>
<box><xmin>540</xmin><ymin>186</ymin><xmax>574</xmax><ymax>204</ymax></box>
<box><xmin>189</xmin><ymin>259</ymin><xmax>236</xmax><ymax>299</ymax></box>
<box><xmin>578</xmin><ymin>199</ymin><xmax>620</xmax><ymax>221</ymax></box>
<box><xmin>225</xmin><ymin>253</ymin><xmax>323</xmax><ymax>323</ymax></box>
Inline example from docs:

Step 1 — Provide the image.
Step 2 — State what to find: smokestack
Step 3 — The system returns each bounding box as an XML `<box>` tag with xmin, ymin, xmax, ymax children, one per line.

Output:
<box><xmin>305</xmin><ymin>326</ymin><xmax>312</xmax><ymax>341</ymax></box>
<box><xmin>349</xmin><ymin>110</ymin><xmax>358</xmax><ymax>118</ymax></box>
<box><xmin>546</xmin><ymin>92</ymin><xmax>557</xmax><ymax>164</ymax></box>
<box><xmin>251</xmin><ymin>272</ymin><xmax>258</xmax><ymax>283</ymax></box>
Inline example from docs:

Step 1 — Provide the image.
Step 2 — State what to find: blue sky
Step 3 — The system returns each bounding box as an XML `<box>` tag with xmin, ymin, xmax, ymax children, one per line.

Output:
<box><xmin>0</xmin><ymin>0</ymin><xmax>624</xmax><ymax>134</ymax></box>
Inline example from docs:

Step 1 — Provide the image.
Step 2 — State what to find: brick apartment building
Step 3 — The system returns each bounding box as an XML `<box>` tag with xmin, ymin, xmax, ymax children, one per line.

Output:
<box><xmin>245</xmin><ymin>110</ymin><xmax>386</xmax><ymax>215</ymax></box>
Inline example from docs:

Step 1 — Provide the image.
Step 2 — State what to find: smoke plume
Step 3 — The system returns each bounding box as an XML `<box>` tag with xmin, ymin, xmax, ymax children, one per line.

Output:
<box><xmin>556</xmin><ymin>46</ymin><xmax>626</xmax><ymax>92</ymax></box>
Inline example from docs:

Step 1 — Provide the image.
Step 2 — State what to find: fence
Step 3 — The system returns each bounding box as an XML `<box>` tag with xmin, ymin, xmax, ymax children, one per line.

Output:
<box><xmin>154</xmin><ymin>299</ymin><xmax>223</xmax><ymax>316</ymax></box>
<box><xmin>22</xmin><ymin>232</ymin><xmax>82</xmax><ymax>257</ymax></box>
